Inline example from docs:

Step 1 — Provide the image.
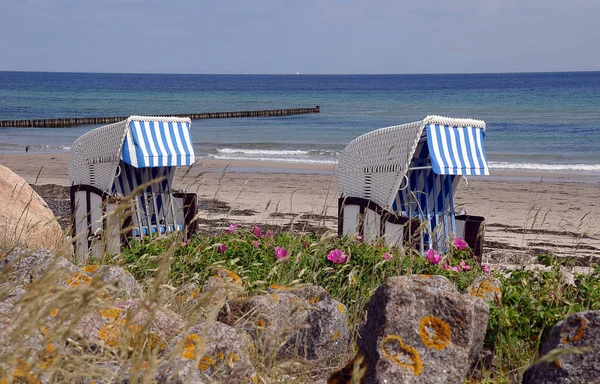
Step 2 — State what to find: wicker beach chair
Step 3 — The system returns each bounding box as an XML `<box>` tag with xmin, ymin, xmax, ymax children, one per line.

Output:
<box><xmin>68</xmin><ymin>116</ymin><xmax>198</xmax><ymax>260</ymax></box>
<box><xmin>338</xmin><ymin>115</ymin><xmax>489</xmax><ymax>258</ymax></box>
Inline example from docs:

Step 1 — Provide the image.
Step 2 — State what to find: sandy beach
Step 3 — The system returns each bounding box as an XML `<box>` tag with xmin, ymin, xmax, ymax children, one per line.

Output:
<box><xmin>1</xmin><ymin>153</ymin><xmax>599</xmax><ymax>265</ymax></box>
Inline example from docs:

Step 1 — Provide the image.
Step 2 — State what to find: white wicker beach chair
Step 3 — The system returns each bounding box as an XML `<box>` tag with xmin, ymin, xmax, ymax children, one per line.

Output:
<box><xmin>68</xmin><ymin>116</ymin><xmax>198</xmax><ymax>260</ymax></box>
<box><xmin>338</xmin><ymin>115</ymin><xmax>489</xmax><ymax>258</ymax></box>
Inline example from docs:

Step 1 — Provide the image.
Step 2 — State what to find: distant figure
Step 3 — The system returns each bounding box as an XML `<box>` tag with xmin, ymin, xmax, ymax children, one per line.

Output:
<box><xmin>25</xmin><ymin>145</ymin><xmax>30</xmax><ymax>153</ymax></box>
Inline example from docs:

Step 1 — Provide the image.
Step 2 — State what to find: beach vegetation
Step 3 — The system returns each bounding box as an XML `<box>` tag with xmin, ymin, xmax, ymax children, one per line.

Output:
<box><xmin>3</xmin><ymin>223</ymin><xmax>600</xmax><ymax>383</ymax></box>
<box><xmin>115</xmin><ymin>228</ymin><xmax>600</xmax><ymax>382</ymax></box>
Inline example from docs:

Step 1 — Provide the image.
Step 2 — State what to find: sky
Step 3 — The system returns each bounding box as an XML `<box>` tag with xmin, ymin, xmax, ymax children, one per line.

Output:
<box><xmin>0</xmin><ymin>0</ymin><xmax>599</xmax><ymax>74</ymax></box>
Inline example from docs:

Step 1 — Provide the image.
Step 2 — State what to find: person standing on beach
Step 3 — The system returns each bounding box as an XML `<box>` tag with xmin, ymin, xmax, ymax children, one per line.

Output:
<box><xmin>25</xmin><ymin>145</ymin><xmax>30</xmax><ymax>153</ymax></box>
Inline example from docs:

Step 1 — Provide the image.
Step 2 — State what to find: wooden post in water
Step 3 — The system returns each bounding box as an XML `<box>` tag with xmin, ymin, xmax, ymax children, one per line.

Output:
<box><xmin>0</xmin><ymin>106</ymin><xmax>321</xmax><ymax>128</ymax></box>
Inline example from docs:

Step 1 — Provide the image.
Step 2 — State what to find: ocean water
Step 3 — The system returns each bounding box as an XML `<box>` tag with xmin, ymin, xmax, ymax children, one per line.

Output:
<box><xmin>0</xmin><ymin>71</ymin><xmax>599</xmax><ymax>174</ymax></box>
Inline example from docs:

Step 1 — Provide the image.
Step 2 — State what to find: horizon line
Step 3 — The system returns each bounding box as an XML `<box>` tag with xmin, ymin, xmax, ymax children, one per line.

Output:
<box><xmin>1</xmin><ymin>69</ymin><xmax>599</xmax><ymax>76</ymax></box>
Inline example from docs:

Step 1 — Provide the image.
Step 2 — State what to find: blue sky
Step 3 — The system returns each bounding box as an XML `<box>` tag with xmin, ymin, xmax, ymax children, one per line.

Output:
<box><xmin>1</xmin><ymin>0</ymin><xmax>599</xmax><ymax>74</ymax></box>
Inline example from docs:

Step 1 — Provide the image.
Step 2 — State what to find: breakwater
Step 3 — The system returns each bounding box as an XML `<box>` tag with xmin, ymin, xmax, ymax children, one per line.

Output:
<box><xmin>0</xmin><ymin>106</ymin><xmax>320</xmax><ymax>128</ymax></box>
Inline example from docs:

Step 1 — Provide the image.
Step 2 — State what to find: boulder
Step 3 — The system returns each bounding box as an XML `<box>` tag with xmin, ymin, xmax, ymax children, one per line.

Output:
<box><xmin>201</xmin><ymin>268</ymin><xmax>244</xmax><ymax>303</ymax></box>
<box><xmin>219</xmin><ymin>292</ymin><xmax>310</xmax><ymax>354</ymax></box>
<box><xmin>0</xmin><ymin>165</ymin><xmax>64</xmax><ymax>250</ymax></box>
<box><xmin>523</xmin><ymin>311</ymin><xmax>600</xmax><ymax>383</ymax></box>
<box><xmin>159</xmin><ymin>321</ymin><xmax>257</xmax><ymax>383</ymax></box>
<box><xmin>0</xmin><ymin>303</ymin><xmax>57</xmax><ymax>384</ymax></box>
<box><xmin>358</xmin><ymin>275</ymin><xmax>489</xmax><ymax>384</ymax></box>
<box><xmin>466</xmin><ymin>275</ymin><xmax>502</xmax><ymax>303</ymax></box>
<box><xmin>279</xmin><ymin>297</ymin><xmax>350</xmax><ymax>366</ymax></box>
<box><xmin>0</xmin><ymin>247</ymin><xmax>79</xmax><ymax>286</ymax></box>
<box><xmin>267</xmin><ymin>284</ymin><xmax>330</xmax><ymax>304</ymax></box>
<box><xmin>74</xmin><ymin>299</ymin><xmax>184</xmax><ymax>352</ymax></box>
<box><xmin>220</xmin><ymin>290</ymin><xmax>350</xmax><ymax>369</ymax></box>
<box><xmin>82</xmin><ymin>265</ymin><xmax>143</xmax><ymax>299</ymax></box>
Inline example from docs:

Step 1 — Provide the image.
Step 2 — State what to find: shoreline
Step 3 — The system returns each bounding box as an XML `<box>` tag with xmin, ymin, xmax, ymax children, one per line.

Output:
<box><xmin>3</xmin><ymin>153</ymin><xmax>598</xmax><ymax>185</ymax></box>
<box><xmin>1</xmin><ymin>153</ymin><xmax>599</xmax><ymax>264</ymax></box>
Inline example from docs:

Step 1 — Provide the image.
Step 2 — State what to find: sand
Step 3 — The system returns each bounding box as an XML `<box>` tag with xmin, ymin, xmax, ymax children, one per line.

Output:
<box><xmin>1</xmin><ymin>153</ymin><xmax>599</xmax><ymax>264</ymax></box>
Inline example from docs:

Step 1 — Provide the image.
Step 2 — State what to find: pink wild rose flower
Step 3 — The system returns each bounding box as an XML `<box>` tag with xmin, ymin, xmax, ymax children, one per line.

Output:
<box><xmin>225</xmin><ymin>223</ymin><xmax>238</xmax><ymax>234</ymax></box>
<box><xmin>327</xmin><ymin>249</ymin><xmax>348</xmax><ymax>264</ymax></box>
<box><xmin>481</xmin><ymin>264</ymin><xmax>491</xmax><ymax>274</ymax></box>
<box><xmin>357</xmin><ymin>235</ymin><xmax>363</xmax><ymax>244</ymax></box>
<box><xmin>381</xmin><ymin>252</ymin><xmax>392</xmax><ymax>260</ymax></box>
<box><xmin>274</xmin><ymin>246</ymin><xmax>288</xmax><ymax>261</ymax></box>
<box><xmin>217</xmin><ymin>244</ymin><xmax>227</xmax><ymax>254</ymax></box>
<box><xmin>253</xmin><ymin>225</ymin><xmax>263</xmax><ymax>237</ymax></box>
<box><xmin>453</xmin><ymin>237</ymin><xmax>469</xmax><ymax>250</ymax></box>
<box><xmin>459</xmin><ymin>261</ymin><xmax>471</xmax><ymax>271</ymax></box>
<box><xmin>265</xmin><ymin>230</ymin><xmax>274</xmax><ymax>238</ymax></box>
<box><xmin>252</xmin><ymin>240</ymin><xmax>261</xmax><ymax>248</ymax></box>
<box><xmin>426</xmin><ymin>249</ymin><xmax>442</xmax><ymax>265</ymax></box>
<box><xmin>443</xmin><ymin>263</ymin><xmax>462</xmax><ymax>272</ymax></box>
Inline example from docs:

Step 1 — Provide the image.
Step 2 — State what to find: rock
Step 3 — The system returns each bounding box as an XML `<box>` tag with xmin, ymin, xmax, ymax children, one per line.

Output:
<box><xmin>267</xmin><ymin>284</ymin><xmax>330</xmax><ymax>304</ymax></box>
<box><xmin>358</xmin><ymin>275</ymin><xmax>489</xmax><ymax>384</ymax></box>
<box><xmin>220</xmin><ymin>290</ymin><xmax>350</xmax><ymax>370</ymax></box>
<box><xmin>1</xmin><ymin>286</ymin><xmax>26</xmax><ymax>304</ymax></box>
<box><xmin>523</xmin><ymin>311</ymin><xmax>600</xmax><ymax>383</ymax></box>
<box><xmin>159</xmin><ymin>321</ymin><xmax>257</xmax><ymax>383</ymax></box>
<box><xmin>201</xmin><ymin>268</ymin><xmax>244</xmax><ymax>300</ymax></box>
<box><xmin>219</xmin><ymin>292</ymin><xmax>310</xmax><ymax>354</ymax></box>
<box><xmin>0</xmin><ymin>247</ymin><xmax>81</xmax><ymax>287</ymax></box>
<box><xmin>279</xmin><ymin>297</ymin><xmax>350</xmax><ymax>366</ymax></box>
<box><xmin>0</xmin><ymin>165</ymin><xmax>64</xmax><ymax>250</ymax></box>
<box><xmin>0</xmin><ymin>303</ymin><xmax>57</xmax><ymax>384</ymax></box>
<box><xmin>74</xmin><ymin>299</ymin><xmax>184</xmax><ymax>351</ymax></box>
<box><xmin>466</xmin><ymin>275</ymin><xmax>502</xmax><ymax>303</ymax></box>
<box><xmin>82</xmin><ymin>265</ymin><xmax>143</xmax><ymax>299</ymax></box>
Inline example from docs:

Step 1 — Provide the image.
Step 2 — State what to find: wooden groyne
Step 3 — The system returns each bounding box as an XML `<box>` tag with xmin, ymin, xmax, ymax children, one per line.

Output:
<box><xmin>0</xmin><ymin>106</ymin><xmax>320</xmax><ymax>128</ymax></box>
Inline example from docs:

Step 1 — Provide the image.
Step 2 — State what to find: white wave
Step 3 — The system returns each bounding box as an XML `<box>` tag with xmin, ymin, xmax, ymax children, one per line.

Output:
<box><xmin>208</xmin><ymin>154</ymin><xmax>337</xmax><ymax>165</ymax></box>
<box><xmin>489</xmin><ymin>161</ymin><xmax>600</xmax><ymax>173</ymax></box>
<box><xmin>217</xmin><ymin>148</ymin><xmax>311</xmax><ymax>156</ymax></box>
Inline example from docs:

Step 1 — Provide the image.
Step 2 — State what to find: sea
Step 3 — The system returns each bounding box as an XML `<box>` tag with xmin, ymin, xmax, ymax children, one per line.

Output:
<box><xmin>0</xmin><ymin>71</ymin><xmax>599</xmax><ymax>174</ymax></box>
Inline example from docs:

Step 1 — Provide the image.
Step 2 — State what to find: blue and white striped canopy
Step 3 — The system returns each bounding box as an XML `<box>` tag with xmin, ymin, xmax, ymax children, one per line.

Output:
<box><xmin>426</xmin><ymin>124</ymin><xmax>489</xmax><ymax>176</ymax></box>
<box><xmin>121</xmin><ymin>120</ymin><xmax>195</xmax><ymax>168</ymax></box>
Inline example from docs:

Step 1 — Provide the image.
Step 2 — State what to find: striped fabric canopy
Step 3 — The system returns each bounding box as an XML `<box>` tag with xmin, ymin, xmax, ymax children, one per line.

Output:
<box><xmin>426</xmin><ymin>124</ymin><xmax>489</xmax><ymax>175</ymax></box>
<box><xmin>121</xmin><ymin>120</ymin><xmax>195</xmax><ymax>168</ymax></box>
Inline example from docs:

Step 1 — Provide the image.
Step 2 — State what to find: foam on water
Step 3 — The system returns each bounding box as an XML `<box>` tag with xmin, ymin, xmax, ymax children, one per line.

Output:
<box><xmin>206</xmin><ymin>154</ymin><xmax>337</xmax><ymax>164</ymax></box>
<box><xmin>488</xmin><ymin>161</ymin><xmax>600</xmax><ymax>174</ymax></box>
<box><xmin>217</xmin><ymin>148</ymin><xmax>311</xmax><ymax>156</ymax></box>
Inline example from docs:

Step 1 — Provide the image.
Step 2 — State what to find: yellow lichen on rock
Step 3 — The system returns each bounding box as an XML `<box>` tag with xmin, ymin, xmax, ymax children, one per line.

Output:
<box><xmin>213</xmin><ymin>268</ymin><xmax>242</xmax><ymax>286</ymax></box>
<box><xmin>181</xmin><ymin>333</ymin><xmax>205</xmax><ymax>360</ymax></box>
<box><xmin>82</xmin><ymin>265</ymin><xmax>100</xmax><ymax>274</ymax></box>
<box><xmin>333</xmin><ymin>331</ymin><xmax>339</xmax><ymax>341</ymax></box>
<box><xmin>419</xmin><ymin>316</ymin><xmax>451</xmax><ymax>351</ymax></box>
<box><xmin>380</xmin><ymin>335</ymin><xmax>423</xmax><ymax>376</ymax></box>
<box><xmin>198</xmin><ymin>356</ymin><xmax>215</xmax><ymax>371</ymax></box>
<box><xmin>467</xmin><ymin>279</ymin><xmax>501</xmax><ymax>301</ymax></box>
<box><xmin>65</xmin><ymin>272</ymin><xmax>92</xmax><ymax>288</ymax></box>
<box><xmin>100</xmin><ymin>308</ymin><xmax>123</xmax><ymax>320</ymax></box>
<box><xmin>337</xmin><ymin>303</ymin><xmax>346</xmax><ymax>314</ymax></box>
<box><xmin>255</xmin><ymin>319</ymin><xmax>266</xmax><ymax>330</ymax></box>
<box><xmin>98</xmin><ymin>319</ymin><xmax>126</xmax><ymax>347</ymax></box>
<box><xmin>225</xmin><ymin>352</ymin><xmax>239</xmax><ymax>365</ymax></box>
<box><xmin>269</xmin><ymin>284</ymin><xmax>288</xmax><ymax>290</ymax></box>
<box><xmin>561</xmin><ymin>317</ymin><xmax>586</xmax><ymax>344</ymax></box>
